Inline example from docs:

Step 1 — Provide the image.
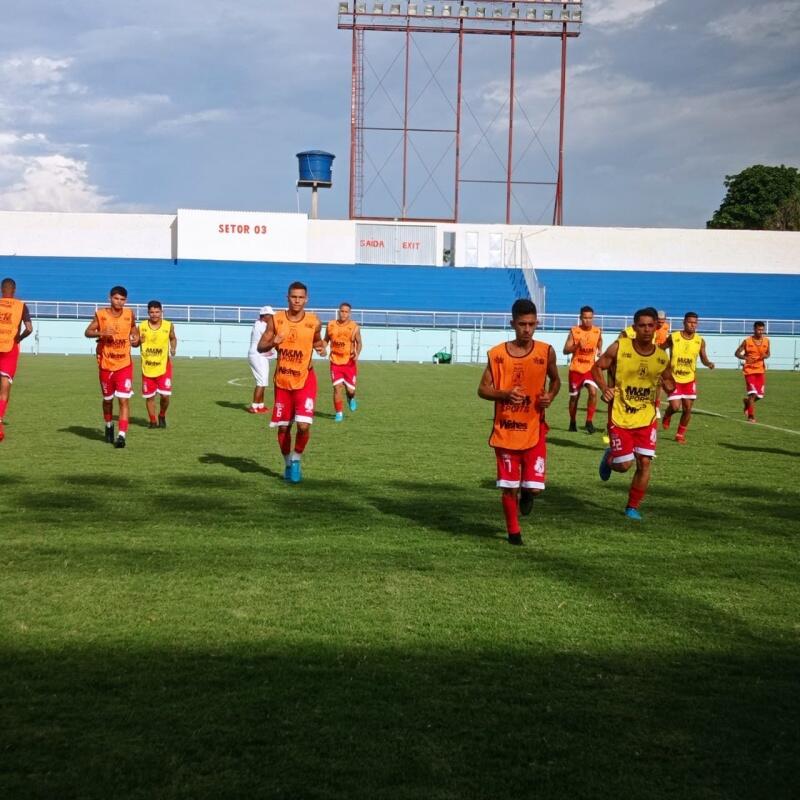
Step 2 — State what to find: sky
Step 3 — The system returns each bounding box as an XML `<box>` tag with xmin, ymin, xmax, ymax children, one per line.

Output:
<box><xmin>0</xmin><ymin>1</ymin><xmax>798</xmax><ymax>228</ymax></box>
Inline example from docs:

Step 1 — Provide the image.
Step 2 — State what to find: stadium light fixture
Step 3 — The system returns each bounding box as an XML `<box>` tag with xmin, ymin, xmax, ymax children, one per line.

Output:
<box><xmin>442</xmin><ymin>3</ymin><xmax>452</xmax><ymax>15</ymax></box>
<box><xmin>526</xmin><ymin>8</ymin><xmax>536</xmax><ymax>19</ymax></box>
<box><xmin>543</xmin><ymin>9</ymin><xmax>553</xmax><ymax>20</ymax></box>
<box><xmin>493</xmin><ymin>6</ymin><xmax>504</xmax><ymax>18</ymax></box>
<box><xmin>573</xmin><ymin>10</ymin><xmax>582</xmax><ymax>22</ymax></box>
<box><xmin>475</xmin><ymin>5</ymin><xmax>486</xmax><ymax>17</ymax></box>
<box><xmin>408</xmin><ymin>2</ymin><xmax>417</xmax><ymax>13</ymax></box>
<box><xmin>509</xmin><ymin>7</ymin><xmax>519</xmax><ymax>19</ymax></box>
<box><xmin>560</xmin><ymin>10</ymin><xmax>570</xmax><ymax>21</ymax></box>
<box><xmin>356</xmin><ymin>2</ymin><xmax>367</xmax><ymax>12</ymax></box>
<box><xmin>338</xmin><ymin>2</ymin><xmax>349</xmax><ymax>13</ymax></box>
<box><xmin>459</xmin><ymin>5</ymin><xmax>469</xmax><ymax>16</ymax></box>
<box><xmin>390</xmin><ymin>2</ymin><xmax>401</xmax><ymax>11</ymax></box>
<box><xmin>424</xmin><ymin>3</ymin><xmax>435</xmax><ymax>15</ymax></box>
<box><xmin>373</xmin><ymin>2</ymin><xmax>384</xmax><ymax>12</ymax></box>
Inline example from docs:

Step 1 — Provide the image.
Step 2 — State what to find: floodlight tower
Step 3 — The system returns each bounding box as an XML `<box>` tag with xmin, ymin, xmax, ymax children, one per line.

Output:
<box><xmin>338</xmin><ymin>1</ymin><xmax>582</xmax><ymax>224</ymax></box>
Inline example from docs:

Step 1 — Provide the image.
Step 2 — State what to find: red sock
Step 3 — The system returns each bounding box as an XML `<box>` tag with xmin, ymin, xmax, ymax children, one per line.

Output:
<box><xmin>118</xmin><ymin>419</ymin><xmax>129</xmax><ymax>434</ymax></box>
<box><xmin>294</xmin><ymin>429</ymin><xmax>310</xmax><ymax>454</ymax></box>
<box><xmin>586</xmin><ymin>403</ymin><xmax>596</xmax><ymax>422</ymax></box>
<box><xmin>0</xmin><ymin>399</ymin><xmax>7</xmax><ymax>418</ymax></box>
<box><xmin>627</xmin><ymin>486</ymin><xmax>646</xmax><ymax>509</ymax></box>
<box><xmin>159</xmin><ymin>413</ymin><xmax>166</xmax><ymax>420</ymax></box>
<box><xmin>677</xmin><ymin>424</ymin><xmax>687</xmax><ymax>438</ymax></box>
<box><xmin>501</xmin><ymin>493</ymin><xmax>520</xmax><ymax>535</ymax></box>
<box><xmin>277</xmin><ymin>428</ymin><xmax>292</xmax><ymax>455</ymax></box>
<box><xmin>334</xmin><ymin>399</ymin><xmax>344</xmax><ymax>413</ymax></box>
<box><xmin>149</xmin><ymin>414</ymin><xmax>157</xmax><ymax>423</ymax></box>
<box><xmin>104</xmin><ymin>412</ymin><xmax>113</xmax><ymax>423</ymax></box>
<box><xmin>747</xmin><ymin>407</ymin><xmax>755</xmax><ymax>419</ymax></box>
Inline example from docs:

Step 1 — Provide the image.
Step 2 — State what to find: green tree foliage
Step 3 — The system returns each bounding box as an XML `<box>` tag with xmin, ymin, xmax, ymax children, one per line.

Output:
<box><xmin>707</xmin><ymin>164</ymin><xmax>800</xmax><ymax>230</ymax></box>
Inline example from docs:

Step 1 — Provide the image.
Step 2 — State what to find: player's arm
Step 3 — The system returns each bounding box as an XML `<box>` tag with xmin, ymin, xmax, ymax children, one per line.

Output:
<box><xmin>660</xmin><ymin>364</ymin><xmax>676</xmax><ymax>395</ymax></box>
<box><xmin>16</xmin><ymin>304</ymin><xmax>33</xmax><ymax>342</ymax></box>
<box><xmin>257</xmin><ymin>316</ymin><xmax>279</xmax><ymax>352</ymax></box>
<box><xmin>353</xmin><ymin>326</ymin><xmax>363</xmax><ymax>360</ymax></box>
<box><xmin>323</xmin><ymin>322</ymin><xmax>332</xmax><ymax>345</ymax></box>
<box><xmin>734</xmin><ymin>340</ymin><xmax>746</xmax><ymax>360</ymax></box>
<box><xmin>478</xmin><ymin>361</ymin><xmax>524</xmax><ymax>403</ymax></box>
<box><xmin>596</xmin><ymin>333</ymin><xmax>603</xmax><ymax>356</ymax></box>
<box><xmin>312</xmin><ymin>321</ymin><xmax>327</xmax><ymax>356</ymax></box>
<box><xmin>537</xmin><ymin>345</ymin><xmax>561</xmax><ymax>409</ymax></box>
<box><xmin>699</xmin><ymin>340</ymin><xmax>714</xmax><ymax>370</ymax></box>
<box><xmin>84</xmin><ymin>313</ymin><xmax>101</xmax><ymax>338</ymax></box>
<box><xmin>562</xmin><ymin>331</ymin><xmax>576</xmax><ymax>355</ymax></box>
<box><xmin>765</xmin><ymin>341</ymin><xmax>771</xmax><ymax>359</ymax></box>
<box><xmin>129</xmin><ymin>314</ymin><xmax>140</xmax><ymax>348</ymax></box>
<box><xmin>169</xmin><ymin>324</ymin><xmax>178</xmax><ymax>357</ymax></box>
<box><xmin>592</xmin><ymin>342</ymin><xmax>620</xmax><ymax>403</ymax></box>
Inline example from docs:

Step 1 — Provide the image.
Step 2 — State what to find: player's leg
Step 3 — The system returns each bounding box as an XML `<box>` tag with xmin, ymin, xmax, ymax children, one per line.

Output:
<box><xmin>158</xmin><ymin>393</ymin><xmax>170</xmax><ymax>427</ymax></box>
<box><xmin>0</xmin><ymin>374</ymin><xmax>10</xmax><ymax>441</ymax></box>
<box><xmin>288</xmin><ymin>371</ymin><xmax>317</xmax><ymax>482</ymax></box>
<box><xmin>333</xmin><ymin>381</ymin><xmax>344</xmax><ymax>422</ymax></box>
<box><xmin>584</xmin><ymin>382</ymin><xmax>597</xmax><ymax>433</ymax></box>
<box><xmin>567</xmin><ymin>372</ymin><xmax>579</xmax><ymax>431</ymax></box>
<box><xmin>600</xmin><ymin>425</ymin><xmax>634</xmax><ymax>481</ymax></box>
<box><xmin>676</xmin><ymin>398</ymin><xmax>693</xmax><ymax>443</ymax></box>
<box><xmin>115</xmin><ymin>398</ymin><xmax>129</xmax><ymax>448</ymax></box>
<box><xmin>248</xmin><ymin>355</ymin><xmax>268</xmax><ymax>413</ymax></box>
<box><xmin>346</xmin><ymin>363</ymin><xmax>358</xmax><ymax>412</ymax></box>
<box><xmin>662</xmin><ymin>396</ymin><xmax>680</xmax><ymax>429</ymax></box>
<box><xmin>520</xmin><ymin>428</ymin><xmax>547</xmax><ymax>515</ymax></box>
<box><xmin>496</xmin><ymin>448</ymin><xmax>523</xmax><ymax>544</ymax></box>
<box><xmin>625</xmin><ymin>454</ymin><xmax>652</xmax><ymax>520</ymax></box>
<box><xmin>271</xmin><ymin>386</ymin><xmax>294</xmax><ymax>478</ymax></box>
<box><xmin>145</xmin><ymin>395</ymin><xmax>157</xmax><ymax>427</ymax></box>
<box><xmin>114</xmin><ymin>365</ymin><xmax>134</xmax><ymax>447</ymax></box>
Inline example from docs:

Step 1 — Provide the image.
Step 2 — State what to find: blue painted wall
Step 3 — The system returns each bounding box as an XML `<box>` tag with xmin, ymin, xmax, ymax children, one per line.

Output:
<box><xmin>1</xmin><ymin>255</ymin><xmax>798</xmax><ymax>317</ymax></box>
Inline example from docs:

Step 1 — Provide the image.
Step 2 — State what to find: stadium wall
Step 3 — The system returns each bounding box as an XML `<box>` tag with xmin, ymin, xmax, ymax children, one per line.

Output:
<box><xmin>20</xmin><ymin>320</ymin><xmax>800</xmax><ymax>370</ymax></box>
<box><xmin>0</xmin><ymin>210</ymin><xmax>798</xmax><ymax>318</ymax></box>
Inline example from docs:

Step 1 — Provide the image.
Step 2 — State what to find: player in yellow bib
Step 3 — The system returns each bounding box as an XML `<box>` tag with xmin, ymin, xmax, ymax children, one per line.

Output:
<box><xmin>592</xmin><ymin>307</ymin><xmax>675</xmax><ymax>521</ymax></box>
<box><xmin>0</xmin><ymin>277</ymin><xmax>33</xmax><ymax>442</ymax></box>
<box><xmin>138</xmin><ymin>300</ymin><xmax>177</xmax><ymax>429</ymax></box>
<box><xmin>662</xmin><ymin>312</ymin><xmax>714</xmax><ymax>443</ymax></box>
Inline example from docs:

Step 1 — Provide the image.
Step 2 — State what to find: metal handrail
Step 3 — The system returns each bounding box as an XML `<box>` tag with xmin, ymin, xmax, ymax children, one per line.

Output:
<box><xmin>23</xmin><ymin>300</ymin><xmax>800</xmax><ymax>335</ymax></box>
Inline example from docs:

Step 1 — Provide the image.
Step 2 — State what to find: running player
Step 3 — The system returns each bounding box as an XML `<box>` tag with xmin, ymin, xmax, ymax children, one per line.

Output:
<box><xmin>478</xmin><ymin>299</ymin><xmax>561</xmax><ymax>545</ymax></box>
<box><xmin>258</xmin><ymin>282</ymin><xmax>326</xmax><ymax>483</ymax></box>
<box><xmin>592</xmin><ymin>307</ymin><xmax>675</xmax><ymax>521</ymax></box>
<box><xmin>662</xmin><ymin>312</ymin><xmax>715</xmax><ymax>443</ymax></box>
<box><xmin>735</xmin><ymin>322</ymin><xmax>771</xmax><ymax>423</ymax></box>
<box><xmin>563</xmin><ymin>305</ymin><xmax>602</xmax><ymax>433</ymax></box>
<box><xmin>247</xmin><ymin>305</ymin><xmax>275</xmax><ymax>414</ymax></box>
<box><xmin>325</xmin><ymin>302</ymin><xmax>362</xmax><ymax>422</ymax></box>
<box><xmin>84</xmin><ymin>286</ymin><xmax>140</xmax><ymax>448</ymax></box>
<box><xmin>652</xmin><ymin>311</ymin><xmax>671</xmax><ymax>419</ymax></box>
<box><xmin>138</xmin><ymin>300</ymin><xmax>177</xmax><ymax>429</ymax></box>
<box><xmin>0</xmin><ymin>278</ymin><xmax>33</xmax><ymax>442</ymax></box>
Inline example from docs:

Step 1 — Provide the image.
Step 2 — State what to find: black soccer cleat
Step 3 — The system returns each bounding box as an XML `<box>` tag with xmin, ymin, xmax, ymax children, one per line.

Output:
<box><xmin>105</xmin><ymin>425</ymin><xmax>115</xmax><ymax>444</ymax></box>
<box><xmin>585</xmin><ymin>420</ymin><xmax>596</xmax><ymax>434</ymax></box>
<box><xmin>519</xmin><ymin>490</ymin><xmax>535</xmax><ymax>516</ymax></box>
<box><xmin>568</xmin><ymin>420</ymin><xmax>578</xmax><ymax>432</ymax></box>
<box><xmin>507</xmin><ymin>533</ymin><xmax>524</xmax><ymax>546</ymax></box>
<box><xmin>148</xmin><ymin>422</ymin><xmax>158</xmax><ymax>429</ymax></box>
<box><xmin>114</xmin><ymin>435</ymin><xmax>126</xmax><ymax>449</ymax></box>
<box><xmin>158</xmin><ymin>417</ymin><xmax>167</xmax><ymax>429</ymax></box>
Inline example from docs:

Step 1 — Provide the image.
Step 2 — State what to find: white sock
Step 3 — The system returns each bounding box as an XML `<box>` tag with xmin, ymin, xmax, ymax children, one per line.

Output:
<box><xmin>284</xmin><ymin>454</ymin><xmax>292</xmax><ymax>467</ymax></box>
<box><xmin>119</xmin><ymin>431</ymin><xmax>126</xmax><ymax>438</ymax></box>
<box><xmin>106</xmin><ymin>421</ymin><xmax>113</xmax><ymax>428</ymax></box>
<box><xmin>290</xmin><ymin>452</ymin><xmax>301</xmax><ymax>462</ymax></box>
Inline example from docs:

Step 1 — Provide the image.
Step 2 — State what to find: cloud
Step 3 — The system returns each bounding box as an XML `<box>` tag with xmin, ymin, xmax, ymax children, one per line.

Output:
<box><xmin>149</xmin><ymin>108</ymin><xmax>234</xmax><ymax>136</ymax></box>
<box><xmin>707</xmin><ymin>1</ymin><xmax>800</xmax><ymax>47</ymax></box>
<box><xmin>585</xmin><ymin>0</ymin><xmax>668</xmax><ymax>29</ymax></box>
<box><xmin>0</xmin><ymin>56</ymin><xmax>73</xmax><ymax>86</ymax></box>
<box><xmin>0</xmin><ymin>151</ymin><xmax>111</xmax><ymax>212</ymax></box>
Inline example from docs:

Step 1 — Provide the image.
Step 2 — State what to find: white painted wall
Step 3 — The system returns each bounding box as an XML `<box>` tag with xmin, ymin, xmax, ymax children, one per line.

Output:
<box><xmin>0</xmin><ymin>210</ymin><xmax>175</xmax><ymax>259</ymax></box>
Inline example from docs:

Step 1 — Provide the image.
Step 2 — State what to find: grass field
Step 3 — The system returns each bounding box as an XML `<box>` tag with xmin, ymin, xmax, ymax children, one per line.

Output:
<box><xmin>2</xmin><ymin>355</ymin><xmax>799</xmax><ymax>799</ymax></box>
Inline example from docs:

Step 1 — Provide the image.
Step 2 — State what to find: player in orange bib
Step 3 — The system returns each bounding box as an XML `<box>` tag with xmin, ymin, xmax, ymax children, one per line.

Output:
<box><xmin>735</xmin><ymin>321</ymin><xmax>771</xmax><ymax>423</ymax></box>
<box><xmin>325</xmin><ymin>302</ymin><xmax>363</xmax><ymax>423</ymax></box>
<box><xmin>258</xmin><ymin>281</ymin><xmax>326</xmax><ymax>483</ymax></box>
<box><xmin>0</xmin><ymin>277</ymin><xmax>33</xmax><ymax>442</ymax></box>
<box><xmin>84</xmin><ymin>285</ymin><xmax>140</xmax><ymax>448</ymax></box>
<box><xmin>563</xmin><ymin>305</ymin><xmax>602</xmax><ymax>433</ymax></box>
<box><xmin>478</xmin><ymin>299</ymin><xmax>561</xmax><ymax>546</ymax></box>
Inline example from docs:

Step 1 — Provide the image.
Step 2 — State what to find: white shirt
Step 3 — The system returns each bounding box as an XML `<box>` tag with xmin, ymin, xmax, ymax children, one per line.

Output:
<box><xmin>248</xmin><ymin>319</ymin><xmax>275</xmax><ymax>358</ymax></box>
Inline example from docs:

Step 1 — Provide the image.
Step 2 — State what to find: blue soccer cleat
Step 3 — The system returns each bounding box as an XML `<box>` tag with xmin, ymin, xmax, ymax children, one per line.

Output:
<box><xmin>598</xmin><ymin>447</ymin><xmax>612</xmax><ymax>482</ymax></box>
<box><xmin>348</xmin><ymin>397</ymin><xmax>358</xmax><ymax>412</ymax></box>
<box><xmin>334</xmin><ymin>411</ymin><xmax>344</xmax><ymax>422</ymax></box>
<box><xmin>284</xmin><ymin>464</ymin><xmax>291</xmax><ymax>481</ymax></box>
<box><xmin>289</xmin><ymin>460</ymin><xmax>302</xmax><ymax>484</ymax></box>
<box><xmin>624</xmin><ymin>506</ymin><xmax>642</xmax><ymax>521</ymax></box>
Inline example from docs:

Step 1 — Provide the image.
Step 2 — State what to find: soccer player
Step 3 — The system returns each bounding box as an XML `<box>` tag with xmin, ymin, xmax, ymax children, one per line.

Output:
<box><xmin>592</xmin><ymin>307</ymin><xmax>675</xmax><ymax>521</ymax></box>
<box><xmin>0</xmin><ymin>278</ymin><xmax>33</xmax><ymax>442</ymax></box>
<box><xmin>258</xmin><ymin>282</ymin><xmax>326</xmax><ymax>483</ymax></box>
<box><xmin>563</xmin><ymin>305</ymin><xmax>602</xmax><ymax>433</ymax></box>
<box><xmin>735</xmin><ymin>321</ymin><xmax>771</xmax><ymax>423</ymax></box>
<box><xmin>247</xmin><ymin>305</ymin><xmax>275</xmax><ymax>414</ymax></box>
<box><xmin>138</xmin><ymin>300</ymin><xmax>177</xmax><ymax>429</ymax></box>
<box><xmin>84</xmin><ymin>285</ymin><xmax>140</xmax><ymax>448</ymax></box>
<box><xmin>654</xmin><ymin>311</ymin><xmax>670</xmax><ymax>347</ymax></box>
<box><xmin>478</xmin><ymin>299</ymin><xmax>561</xmax><ymax>546</ymax></box>
<box><xmin>325</xmin><ymin>302</ymin><xmax>363</xmax><ymax>422</ymax></box>
<box><xmin>662</xmin><ymin>312</ymin><xmax>715</xmax><ymax>443</ymax></box>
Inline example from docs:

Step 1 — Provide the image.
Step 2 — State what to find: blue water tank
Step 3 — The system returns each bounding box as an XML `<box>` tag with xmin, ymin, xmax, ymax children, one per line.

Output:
<box><xmin>296</xmin><ymin>150</ymin><xmax>335</xmax><ymax>186</ymax></box>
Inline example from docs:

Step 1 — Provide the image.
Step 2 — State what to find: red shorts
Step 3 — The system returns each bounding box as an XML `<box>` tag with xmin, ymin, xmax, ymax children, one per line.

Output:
<box><xmin>494</xmin><ymin>423</ymin><xmax>548</xmax><ymax>490</ymax></box>
<box><xmin>745</xmin><ymin>373</ymin><xmax>765</xmax><ymax>398</ymax></box>
<box><xmin>568</xmin><ymin>369</ymin><xmax>597</xmax><ymax>397</ymax></box>
<box><xmin>330</xmin><ymin>360</ymin><xmax>358</xmax><ymax>391</ymax></box>
<box><xmin>99</xmin><ymin>363</ymin><xmax>134</xmax><ymax>400</ymax></box>
<box><xmin>609</xmin><ymin>421</ymin><xmax>657</xmax><ymax>464</ymax></box>
<box><xmin>270</xmin><ymin>368</ymin><xmax>318</xmax><ymax>427</ymax></box>
<box><xmin>142</xmin><ymin>361</ymin><xmax>173</xmax><ymax>398</ymax></box>
<box><xmin>0</xmin><ymin>343</ymin><xmax>20</xmax><ymax>382</ymax></box>
<box><xmin>669</xmin><ymin>380</ymin><xmax>697</xmax><ymax>400</ymax></box>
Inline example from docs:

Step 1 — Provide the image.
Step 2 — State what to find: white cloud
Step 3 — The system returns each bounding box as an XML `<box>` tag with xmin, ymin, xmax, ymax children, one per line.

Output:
<box><xmin>0</xmin><ymin>152</ymin><xmax>111</xmax><ymax>212</ymax></box>
<box><xmin>0</xmin><ymin>56</ymin><xmax>73</xmax><ymax>86</ymax></box>
<box><xmin>707</xmin><ymin>2</ymin><xmax>800</xmax><ymax>46</ymax></box>
<box><xmin>149</xmin><ymin>108</ymin><xmax>233</xmax><ymax>136</ymax></box>
<box><xmin>585</xmin><ymin>0</ymin><xmax>668</xmax><ymax>29</ymax></box>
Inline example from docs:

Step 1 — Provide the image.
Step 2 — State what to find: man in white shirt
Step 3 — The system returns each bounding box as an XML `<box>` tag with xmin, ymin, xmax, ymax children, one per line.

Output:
<box><xmin>247</xmin><ymin>305</ymin><xmax>275</xmax><ymax>413</ymax></box>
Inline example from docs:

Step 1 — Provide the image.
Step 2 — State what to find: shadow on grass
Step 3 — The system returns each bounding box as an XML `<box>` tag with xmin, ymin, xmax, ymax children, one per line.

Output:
<box><xmin>316</xmin><ymin>411</ymin><xmax>337</xmax><ymax>420</ymax></box>
<box><xmin>58</xmin><ymin>425</ymin><xmax>107</xmax><ymax>443</ymax></box>
<box><xmin>1</xmin><ymin>643</ymin><xmax>796</xmax><ymax>800</ymax></box>
<box><xmin>718</xmin><ymin>442</ymin><xmax>800</xmax><ymax>458</ymax></box>
<box><xmin>199</xmin><ymin>453</ymin><xmax>281</xmax><ymax>479</ymax></box>
<box><xmin>215</xmin><ymin>400</ymin><xmax>249</xmax><ymax>412</ymax></box>
<box><xmin>548</xmin><ymin>435</ymin><xmax>602</xmax><ymax>451</ymax></box>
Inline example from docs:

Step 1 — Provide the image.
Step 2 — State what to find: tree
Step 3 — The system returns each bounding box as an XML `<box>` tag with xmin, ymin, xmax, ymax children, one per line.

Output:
<box><xmin>707</xmin><ymin>164</ymin><xmax>800</xmax><ymax>230</ymax></box>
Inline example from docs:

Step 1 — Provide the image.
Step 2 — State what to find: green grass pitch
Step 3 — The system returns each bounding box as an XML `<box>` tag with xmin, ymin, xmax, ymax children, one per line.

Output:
<box><xmin>1</xmin><ymin>356</ymin><xmax>798</xmax><ymax>799</ymax></box>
